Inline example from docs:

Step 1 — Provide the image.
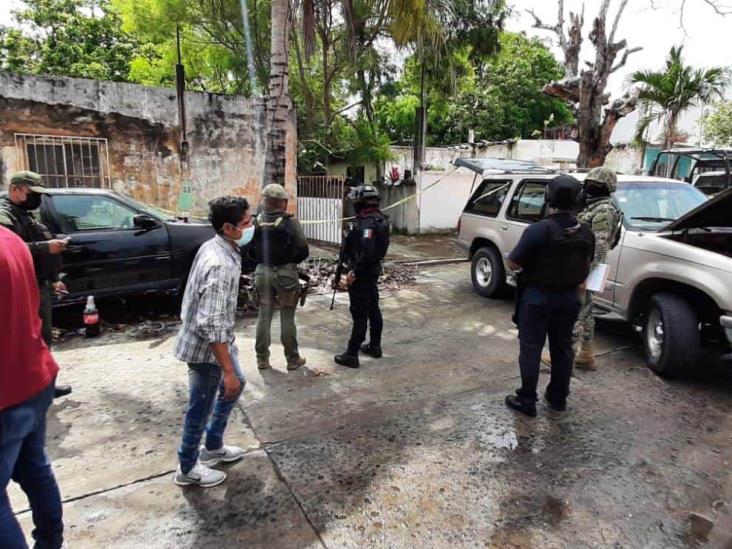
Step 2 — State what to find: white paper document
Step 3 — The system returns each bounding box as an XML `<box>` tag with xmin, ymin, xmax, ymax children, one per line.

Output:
<box><xmin>585</xmin><ymin>263</ymin><xmax>609</xmax><ymax>293</ymax></box>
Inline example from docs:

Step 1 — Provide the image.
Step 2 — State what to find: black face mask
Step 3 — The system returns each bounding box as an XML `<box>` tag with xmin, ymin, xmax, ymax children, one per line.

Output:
<box><xmin>19</xmin><ymin>192</ymin><xmax>42</xmax><ymax>211</ymax></box>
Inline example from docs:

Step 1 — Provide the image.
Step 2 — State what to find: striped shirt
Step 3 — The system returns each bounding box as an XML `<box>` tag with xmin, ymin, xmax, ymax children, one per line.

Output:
<box><xmin>174</xmin><ymin>235</ymin><xmax>241</xmax><ymax>364</ymax></box>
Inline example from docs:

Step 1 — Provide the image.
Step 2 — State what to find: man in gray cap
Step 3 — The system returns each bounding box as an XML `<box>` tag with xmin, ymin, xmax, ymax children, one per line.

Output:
<box><xmin>251</xmin><ymin>184</ymin><xmax>309</xmax><ymax>370</ymax></box>
<box><xmin>1</xmin><ymin>171</ymin><xmax>72</xmax><ymax>397</ymax></box>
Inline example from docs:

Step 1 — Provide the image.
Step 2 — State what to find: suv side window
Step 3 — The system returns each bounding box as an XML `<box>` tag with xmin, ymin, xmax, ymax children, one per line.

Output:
<box><xmin>507</xmin><ymin>180</ymin><xmax>547</xmax><ymax>223</ymax></box>
<box><xmin>652</xmin><ymin>153</ymin><xmax>673</xmax><ymax>178</ymax></box>
<box><xmin>52</xmin><ymin>195</ymin><xmax>138</xmax><ymax>232</ymax></box>
<box><xmin>463</xmin><ymin>179</ymin><xmax>510</xmax><ymax>217</ymax></box>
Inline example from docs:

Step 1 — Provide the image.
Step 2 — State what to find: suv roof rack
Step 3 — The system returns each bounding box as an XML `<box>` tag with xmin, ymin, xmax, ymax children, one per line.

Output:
<box><xmin>453</xmin><ymin>157</ymin><xmax>557</xmax><ymax>175</ymax></box>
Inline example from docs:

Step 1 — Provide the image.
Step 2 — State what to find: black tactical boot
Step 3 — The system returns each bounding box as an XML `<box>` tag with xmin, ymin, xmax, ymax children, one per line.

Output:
<box><xmin>504</xmin><ymin>394</ymin><xmax>537</xmax><ymax>417</ymax></box>
<box><xmin>54</xmin><ymin>384</ymin><xmax>72</xmax><ymax>399</ymax></box>
<box><xmin>360</xmin><ymin>343</ymin><xmax>382</xmax><ymax>358</ymax></box>
<box><xmin>334</xmin><ymin>353</ymin><xmax>360</xmax><ymax>368</ymax></box>
<box><xmin>544</xmin><ymin>389</ymin><xmax>567</xmax><ymax>412</ymax></box>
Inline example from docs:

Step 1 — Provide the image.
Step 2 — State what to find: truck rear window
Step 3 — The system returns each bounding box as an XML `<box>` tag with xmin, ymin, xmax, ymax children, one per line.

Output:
<box><xmin>464</xmin><ymin>180</ymin><xmax>510</xmax><ymax>217</ymax></box>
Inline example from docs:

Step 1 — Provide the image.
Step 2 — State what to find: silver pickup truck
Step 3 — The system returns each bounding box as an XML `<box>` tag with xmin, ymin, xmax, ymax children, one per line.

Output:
<box><xmin>456</xmin><ymin>161</ymin><xmax>732</xmax><ymax>377</ymax></box>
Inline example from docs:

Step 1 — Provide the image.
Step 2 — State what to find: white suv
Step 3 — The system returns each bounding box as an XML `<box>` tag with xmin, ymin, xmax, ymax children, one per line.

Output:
<box><xmin>455</xmin><ymin>158</ymin><xmax>732</xmax><ymax>376</ymax></box>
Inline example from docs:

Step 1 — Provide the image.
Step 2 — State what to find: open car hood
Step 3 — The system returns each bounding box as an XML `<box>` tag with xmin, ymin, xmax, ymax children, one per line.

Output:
<box><xmin>453</xmin><ymin>157</ymin><xmax>552</xmax><ymax>175</ymax></box>
<box><xmin>664</xmin><ymin>187</ymin><xmax>732</xmax><ymax>231</ymax></box>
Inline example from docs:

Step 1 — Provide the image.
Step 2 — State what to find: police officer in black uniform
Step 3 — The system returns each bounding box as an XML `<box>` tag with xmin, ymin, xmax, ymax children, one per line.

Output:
<box><xmin>505</xmin><ymin>175</ymin><xmax>594</xmax><ymax>416</ymax></box>
<box><xmin>0</xmin><ymin>171</ymin><xmax>72</xmax><ymax>398</ymax></box>
<box><xmin>334</xmin><ymin>185</ymin><xmax>390</xmax><ymax>369</ymax></box>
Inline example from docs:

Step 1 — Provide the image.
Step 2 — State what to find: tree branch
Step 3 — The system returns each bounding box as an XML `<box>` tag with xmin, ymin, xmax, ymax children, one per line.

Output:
<box><xmin>608</xmin><ymin>0</ymin><xmax>630</xmax><ymax>44</ymax></box>
<box><xmin>681</xmin><ymin>0</ymin><xmax>732</xmax><ymax>16</ymax></box>
<box><xmin>610</xmin><ymin>46</ymin><xmax>642</xmax><ymax>73</ymax></box>
<box><xmin>527</xmin><ymin>0</ymin><xmax>567</xmax><ymax>52</ymax></box>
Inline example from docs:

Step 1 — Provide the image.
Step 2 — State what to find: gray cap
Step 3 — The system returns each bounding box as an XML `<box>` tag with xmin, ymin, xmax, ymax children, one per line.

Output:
<box><xmin>11</xmin><ymin>171</ymin><xmax>47</xmax><ymax>193</ymax></box>
<box><xmin>261</xmin><ymin>184</ymin><xmax>288</xmax><ymax>200</ymax></box>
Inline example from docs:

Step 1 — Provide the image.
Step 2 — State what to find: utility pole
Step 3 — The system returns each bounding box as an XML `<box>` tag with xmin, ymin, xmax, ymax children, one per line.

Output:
<box><xmin>175</xmin><ymin>25</ymin><xmax>193</xmax><ymax>216</ymax></box>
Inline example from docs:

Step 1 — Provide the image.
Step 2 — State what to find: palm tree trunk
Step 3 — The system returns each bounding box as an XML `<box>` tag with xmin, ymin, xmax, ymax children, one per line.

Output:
<box><xmin>265</xmin><ymin>0</ymin><xmax>291</xmax><ymax>187</ymax></box>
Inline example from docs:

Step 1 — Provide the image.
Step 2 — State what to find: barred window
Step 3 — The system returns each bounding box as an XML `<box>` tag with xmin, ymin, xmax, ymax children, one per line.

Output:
<box><xmin>14</xmin><ymin>134</ymin><xmax>111</xmax><ymax>189</ymax></box>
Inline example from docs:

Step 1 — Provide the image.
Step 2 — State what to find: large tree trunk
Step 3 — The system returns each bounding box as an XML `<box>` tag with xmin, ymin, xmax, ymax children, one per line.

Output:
<box><xmin>265</xmin><ymin>0</ymin><xmax>291</xmax><ymax>187</ymax></box>
<box><xmin>531</xmin><ymin>0</ymin><xmax>641</xmax><ymax>168</ymax></box>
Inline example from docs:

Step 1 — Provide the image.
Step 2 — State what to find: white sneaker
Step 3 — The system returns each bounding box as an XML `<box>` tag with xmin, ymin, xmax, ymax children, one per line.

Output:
<box><xmin>199</xmin><ymin>444</ymin><xmax>245</xmax><ymax>467</ymax></box>
<box><xmin>174</xmin><ymin>462</ymin><xmax>226</xmax><ymax>487</ymax></box>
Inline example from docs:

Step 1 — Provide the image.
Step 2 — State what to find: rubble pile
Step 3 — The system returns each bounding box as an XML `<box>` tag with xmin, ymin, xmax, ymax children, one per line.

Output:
<box><xmin>301</xmin><ymin>258</ymin><xmax>417</xmax><ymax>295</ymax></box>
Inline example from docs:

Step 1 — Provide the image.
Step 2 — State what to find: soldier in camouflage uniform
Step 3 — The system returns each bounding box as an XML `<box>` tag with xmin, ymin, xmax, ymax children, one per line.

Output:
<box><xmin>572</xmin><ymin>166</ymin><xmax>622</xmax><ymax>370</ymax></box>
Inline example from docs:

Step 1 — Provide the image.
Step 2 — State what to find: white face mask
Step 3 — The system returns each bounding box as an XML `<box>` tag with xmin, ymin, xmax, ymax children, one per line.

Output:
<box><xmin>232</xmin><ymin>224</ymin><xmax>255</xmax><ymax>247</ymax></box>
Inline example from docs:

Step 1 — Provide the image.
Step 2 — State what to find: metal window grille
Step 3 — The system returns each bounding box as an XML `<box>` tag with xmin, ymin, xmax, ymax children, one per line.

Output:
<box><xmin>14</xmin><ymin>134</ymin><xmax>111</xmax><ymax>189</ymax></box>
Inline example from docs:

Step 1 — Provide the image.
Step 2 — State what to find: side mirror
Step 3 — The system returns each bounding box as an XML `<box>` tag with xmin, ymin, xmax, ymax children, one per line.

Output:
<box><xmin>133</xmin><ymin>214</ymin><xmax>159</xmax><ymax>230</ymax></box>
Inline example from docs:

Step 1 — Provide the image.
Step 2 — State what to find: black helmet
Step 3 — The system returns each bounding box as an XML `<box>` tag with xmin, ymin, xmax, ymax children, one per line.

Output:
<box><xmin>347</xmin><ymin>185</ymin><xmax>380</xmax><ymax>202</ymax></box>
<box><xmin>545</xmin><ymin>175</ymin><xmax>582</xmax><ymax>210</ymax></box>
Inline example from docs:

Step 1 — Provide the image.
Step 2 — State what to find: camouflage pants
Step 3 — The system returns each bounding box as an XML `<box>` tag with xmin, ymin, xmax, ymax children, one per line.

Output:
<box><xmin>572</xmin><ymin>290</ymin><xmax>594</xmax><ymax>349</ymax></box>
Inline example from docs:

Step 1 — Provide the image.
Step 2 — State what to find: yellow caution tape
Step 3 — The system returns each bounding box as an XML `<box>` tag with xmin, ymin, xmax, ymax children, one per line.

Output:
<box><xmin>299</xmin><ymin>166</ymin><xmax>460</xmax><ymax>226</ymax></box>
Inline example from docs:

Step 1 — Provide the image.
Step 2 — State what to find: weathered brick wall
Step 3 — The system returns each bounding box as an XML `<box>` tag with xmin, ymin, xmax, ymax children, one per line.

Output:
<box><xmin>0</xmin><ymin>73</ymin><xmax>297</xmax><ymax>213</ymax></box>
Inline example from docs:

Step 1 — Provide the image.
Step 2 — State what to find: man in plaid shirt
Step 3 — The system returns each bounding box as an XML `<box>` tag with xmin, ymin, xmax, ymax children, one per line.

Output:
<box><xmin>173</xmin><ymin>196</ymin><xmax>254</xmax><ymax>488</ymax></box>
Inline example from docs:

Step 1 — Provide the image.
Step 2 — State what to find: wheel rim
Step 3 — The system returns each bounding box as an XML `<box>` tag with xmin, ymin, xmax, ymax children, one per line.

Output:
<box><xmin>646</xmin><ymin>309</ymin><xmax>664</xmax><ymax>360</ymax></box>
<box><xmin>475</xmin><ymin>257</ymin><xmax>493</xmax><ymax>287</ymax></box>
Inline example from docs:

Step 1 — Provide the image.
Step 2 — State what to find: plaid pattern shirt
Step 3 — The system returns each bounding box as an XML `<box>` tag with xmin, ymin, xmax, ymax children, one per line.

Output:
<box><xmin>174</xmin><ymin>235</ymin><xmax>242</xmax><ymax>364</ymax></box>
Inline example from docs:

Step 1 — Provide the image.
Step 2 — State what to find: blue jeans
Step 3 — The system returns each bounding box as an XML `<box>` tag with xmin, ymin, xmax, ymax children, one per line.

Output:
<box><xmin>0</xmin><ymin>383</ymin><xmax>63</xmax><ymax>549</ymax></box>
<box><xmin>517</xmin><ymin>286</ymin><xmax>581</xmax><ymax>404</ymax></box>
<box><xmin>178</xmin><ymin>357</ymin><xmax>246</xmax><ymax>474</ymax></box>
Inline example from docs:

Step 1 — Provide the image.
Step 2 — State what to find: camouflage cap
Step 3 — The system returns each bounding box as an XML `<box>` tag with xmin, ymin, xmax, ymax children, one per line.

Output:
<box><xmin>11</xmin><ymin>171</ymin><xmax>47</xmax><ymax>193</ymax></box>
<box><xmin>585</xmin><ymin>167</ymin><xmax>617</xmax><ymax>192</ymax></box>
<box><xmin>261</xmin><ymin>184</ymin><xmax>288</xmax><ymax>200</ymax></box>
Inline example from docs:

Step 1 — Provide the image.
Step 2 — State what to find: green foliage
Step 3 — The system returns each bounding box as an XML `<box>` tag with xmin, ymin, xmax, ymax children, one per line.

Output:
<box><xmin>114</xmin><ymin>0</ymin><xmax>270</xmax><ymax>94</ymax></box>
<box><xmin>705</xmin><ymin>101</ymin><xmax>732</xmax><ymax>146</ymax></box>
<box><xmin>632</xmin><ymin>46</ymin><xmax>729</xmax><ymax>147</ymax></box>
<box><xmin>0</xmin><ymin>0</ymin><xmax>138</xmax><ymax>81</ymax></box>
<box><xmin>375</xmin><ymin>32</ymin><xmax>573</xmax><ymax>146</ymax></box>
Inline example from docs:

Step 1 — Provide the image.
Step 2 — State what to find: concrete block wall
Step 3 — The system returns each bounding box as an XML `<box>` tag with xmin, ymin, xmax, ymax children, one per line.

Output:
<box><xmin>0</xmin><ymin>73</ymin><xmax>296</xmax><ymax>214</ymax></box>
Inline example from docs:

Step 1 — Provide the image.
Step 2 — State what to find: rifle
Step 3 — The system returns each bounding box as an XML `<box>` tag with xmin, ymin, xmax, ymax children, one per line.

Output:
<box><xmin>330</xmin><ymin>229</ymin><xmax>348</xmax><ymax>310</ymax></box>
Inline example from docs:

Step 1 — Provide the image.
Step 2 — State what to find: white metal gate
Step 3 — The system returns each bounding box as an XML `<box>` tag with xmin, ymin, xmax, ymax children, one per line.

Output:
<box><xmin>296</xmin><ymin>175</ymin><xmax>346</xmax><ymax>244</ymax></box>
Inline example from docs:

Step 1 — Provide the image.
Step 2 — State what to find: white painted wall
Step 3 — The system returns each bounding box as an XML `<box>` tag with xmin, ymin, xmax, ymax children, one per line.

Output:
<box><xmin>417</xmin><ymin>169</ymin><xmax>479</xmax><ymax>232</ymax></box>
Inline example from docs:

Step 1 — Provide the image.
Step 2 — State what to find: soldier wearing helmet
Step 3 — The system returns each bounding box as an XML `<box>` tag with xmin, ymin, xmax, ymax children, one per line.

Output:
<box><xmin>252</xmin><ymin>183</ymin><xmax>309</xmax><ymax>371</ymax></box>
<box><xmin>572</xmin><ymin>166</ymin><xmax>622</xmax><ymax>370</ymax></box>
<box><xmin>334</xmin><ymin>185</ymin><xmax>390</xmax><ymax>369</ymax></box>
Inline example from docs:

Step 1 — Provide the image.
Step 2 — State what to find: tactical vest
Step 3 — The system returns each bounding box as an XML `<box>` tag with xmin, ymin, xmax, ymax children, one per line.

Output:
<box><xmin>253</xmin><ymin>214</ymin><xmax>301</xmax><ymax>266</ymax></box>
<box><xmin>580</xmin><ymin>197</ymin><xmax>622</xmax><ymax>251</ymax></box>
<box><xmin>524</xmin><ymin>218</ymin><xmax>594</xmax><ymax>289</ymax></box>
<box><xmin>351</xmin><ymin>211</ymin><xmax>389</xmax><ymax>264</ymax></box>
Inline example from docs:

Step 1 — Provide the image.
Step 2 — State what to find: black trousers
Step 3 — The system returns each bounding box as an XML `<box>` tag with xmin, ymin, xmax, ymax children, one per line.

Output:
<box><xmin>347</xmin><ymin>275</ymin><xmax>383</xmax><ymax>355</ymax></box>
<box><xmin>517</xmin><ymin>285</ymin><xmax>581</xmax><ymax>403</ymax></box>
<box><xmin>38</xmin><ymin>282</ymin><xmax>53</xmax><ymax>349</ymax></box>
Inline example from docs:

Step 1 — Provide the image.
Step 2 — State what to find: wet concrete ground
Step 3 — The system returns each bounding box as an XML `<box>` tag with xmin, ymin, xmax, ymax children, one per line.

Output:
<box><xmin>10</xmin><ymin>263</ymin><xmax>732</xmax><ymax>548</ymax></box>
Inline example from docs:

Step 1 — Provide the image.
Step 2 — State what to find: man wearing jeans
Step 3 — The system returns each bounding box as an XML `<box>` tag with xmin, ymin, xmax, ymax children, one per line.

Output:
<box><xmin>174</xmin><ymin>196</ymin><xmax>254</xmax><ymax>488</ymax></box>
<box><xmin>0</xmin><ymin>226</ymin><xmax>64</xmax><ymax>548</ymax></box>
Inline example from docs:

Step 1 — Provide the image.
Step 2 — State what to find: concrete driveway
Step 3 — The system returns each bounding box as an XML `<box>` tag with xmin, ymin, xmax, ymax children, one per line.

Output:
<box><xmin>11</xmin><ymin>263</ymin><xmax>732</xmax><ymax>548</ymax></box>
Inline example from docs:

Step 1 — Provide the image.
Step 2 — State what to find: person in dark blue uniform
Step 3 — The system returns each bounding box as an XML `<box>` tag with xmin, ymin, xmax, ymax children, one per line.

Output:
<box><xmin>505</xmin><ymin>175</ymin><xmax>595</xmax><ymax>417</ymax></box>
<box><xmin>334</xmin><ymin>185</ymin><xmax>390</xmax><ymax>369</ymax></box>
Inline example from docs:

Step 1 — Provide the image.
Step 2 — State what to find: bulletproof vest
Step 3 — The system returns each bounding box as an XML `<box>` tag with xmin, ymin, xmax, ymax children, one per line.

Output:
<box><xmin>0</xmin><ymin>198</ymin><xmax>60</xmax><ymax>282</ymax></box>
<box><xmin>351</xmin><ymin>211</ymin><xmax>389</xmax><ymax>264</ymax></box>
<box><xmin>253</xmin><ymin>214</ymin><xmax>300</xmax><ymax>266</ymax></box>
<box><xmin>524</xmin><ymin>218</ymin><xmax>594</xmax><ymax>289</ymax></box>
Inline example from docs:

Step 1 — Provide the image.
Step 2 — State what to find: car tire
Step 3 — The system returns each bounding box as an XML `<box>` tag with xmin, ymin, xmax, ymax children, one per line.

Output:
<box><xmin>643</xmin><ymin>293</ymin><xmax>699</xmax><ymax>377</ymax></box>
<box><xmin>470</xmin><ymin>246</ymin><xmax>505</xmax><ymax>298</ymax></box>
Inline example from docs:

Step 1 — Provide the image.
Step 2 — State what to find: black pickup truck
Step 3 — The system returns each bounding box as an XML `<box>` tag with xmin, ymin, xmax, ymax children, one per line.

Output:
<box><xmin>19</xmin><ymin>188</ymin><xmax>223</xmax><ymax>306</ymax></box>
